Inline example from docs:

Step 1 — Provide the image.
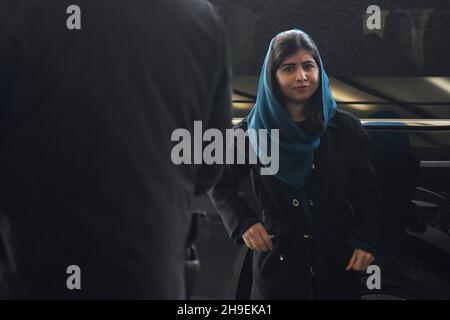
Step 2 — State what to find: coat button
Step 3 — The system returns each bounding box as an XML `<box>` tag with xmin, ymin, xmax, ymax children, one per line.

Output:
<box><xmin>309</xmin><ymin>199</ymin><xmax>314</xmax><ymax>206</ymax></box>
<box><xmin>292</xmin><ymin>199</ymin><xmax>300</xmax><ymax>207</ymax></box>
<box><xmin>279</xmin><ymin>254</ymin><xmax>285</xmax><ymax>261</ymax></box>
<box><xmin>304</xmin><ymin>234</ymin><xmax>310</xmax><ymax>239</ymax></box>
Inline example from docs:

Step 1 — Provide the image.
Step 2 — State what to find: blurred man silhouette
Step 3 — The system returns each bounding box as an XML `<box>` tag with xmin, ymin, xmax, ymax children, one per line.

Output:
<box><xmin>0</xmin><ymin>0</ymin><xmax>231</xmax><ymax>299</ymax></box>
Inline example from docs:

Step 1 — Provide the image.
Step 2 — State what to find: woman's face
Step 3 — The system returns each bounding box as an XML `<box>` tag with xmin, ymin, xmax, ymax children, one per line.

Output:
<box><xmin>275</xmin><ymin>49</ymin><xmax>320</xmax><ymax>105</ymax></box>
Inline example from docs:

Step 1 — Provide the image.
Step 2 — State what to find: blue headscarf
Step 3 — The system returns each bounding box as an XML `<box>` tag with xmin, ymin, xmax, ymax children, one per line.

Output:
<box><xmin>247</xmin><ymin>29</ymin><xmax>337</xmax><ymax>189</ymax></box>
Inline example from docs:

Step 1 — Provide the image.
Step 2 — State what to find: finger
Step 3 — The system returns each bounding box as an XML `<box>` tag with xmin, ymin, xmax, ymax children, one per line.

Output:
<box><xmin>243</xmin><ymin>235</ymin><xmax>255</xmax><ymax>250</ymax></box>
<box><xmin>253</xmin><ymin>225</ymin><xmax>271</xmax><ymax>251</ymax></box>
<box><xmin>258</xmin><ymin>227</ymin><xmax>273</xmax><ymax>250</ymax></box>
<box><xmin>356</xmin><ymin>252</ymin><xmax>374</xmax><ymax>271</ymax></box>
<box><xmin>242</xmin><ymin>225</ymin><xmax>257</xmax><ymax>249</ymax></box>
<box><xmin>254</xmin><ymin>232</ymin><xmax>269</xmax><ymax>251</ymax></box>
<box><xmin>242</xmin><ymin>236</ymin><xmax>252</xmax><ymax>250</ymax></box>
<box><xmin>243</xmin><ymin>223</ymin><xmax>261</xmax><ymax>239</ymax></box>
<box><xmin>357</xmin><ymin>255</ymin><xmax>369</xmax><ymax>271</ymax></box>
<box><xmin>250</xmin><ymin>237</ymin><xmax>261</xmax><ymax>251</ymax></box>
<box><xmin>244</xmin><ymin>227</ymin><xmax>260</xmax><ymax>250</ymax></box>
<box><xmin>352</xmin><ymin>252</ymin><xmax>366</xmax><ymax>271</ymax></box>
<box><xmin>245</xmin><ymin>233</ymin><xmax>262</xmax><ymax>251</ymax></box>
<box><xmin>261</xmin><ymin>232</ymin><xmax>273</xmax><ymax>251</ymax></box>
<box><xmin>346</xmin><ymin>250</ymin><xmax>357</xmax><ymax>271</ymax></box>
<box><xmin>362</xmin><ymin>253</ymin><xmax>375</xmax><ymax>270</ymax></box>
<box><xmin>367</xmin><ymin>254</ymin><xmax>375</xmax><ymax>265</ymax></box>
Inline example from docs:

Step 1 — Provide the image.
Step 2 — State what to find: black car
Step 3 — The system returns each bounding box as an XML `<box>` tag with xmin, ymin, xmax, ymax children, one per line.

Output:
<box><xmin>188</xmin><ymin>0</ymin><xmax>450</xmax><ymax>300</ymax></box>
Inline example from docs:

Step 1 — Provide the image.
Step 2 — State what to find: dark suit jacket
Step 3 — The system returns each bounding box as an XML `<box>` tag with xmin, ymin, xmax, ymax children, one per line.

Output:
<box><xmin>0</xmin><ymin>0</ymin><xmax>231</xmax><ymax>299</ymax></box>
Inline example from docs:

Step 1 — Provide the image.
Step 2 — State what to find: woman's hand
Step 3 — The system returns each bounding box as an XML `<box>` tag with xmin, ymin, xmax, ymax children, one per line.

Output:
<box><xmin>346</xmin><ymin>248</ymin><xmax>375</xmax><ymax>271</ymax></box>
<box><xmin>242</xmin><ymin>223</ymin><xmax>274</xmax><ymax>252</ymax></box>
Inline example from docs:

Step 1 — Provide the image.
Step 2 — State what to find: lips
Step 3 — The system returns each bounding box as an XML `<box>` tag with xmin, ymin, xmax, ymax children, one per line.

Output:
<box><xmin>293</xmin><ymin>86</ymin><xmax>309</xmax><ymax>91</ymax></box>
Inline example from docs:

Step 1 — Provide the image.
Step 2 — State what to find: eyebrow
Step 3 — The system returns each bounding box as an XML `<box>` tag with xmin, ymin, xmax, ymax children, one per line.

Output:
<box><xmin>281</xmin><ymin>60</ymin><xmax>316</xmax><ymax>67</ymax></box>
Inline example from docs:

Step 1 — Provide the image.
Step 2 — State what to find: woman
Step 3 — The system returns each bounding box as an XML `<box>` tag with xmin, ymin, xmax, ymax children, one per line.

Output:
<box><xmin>210</xmin><ymin>29</ymin><xmax>382</xmax><ymax>299</ymax></box>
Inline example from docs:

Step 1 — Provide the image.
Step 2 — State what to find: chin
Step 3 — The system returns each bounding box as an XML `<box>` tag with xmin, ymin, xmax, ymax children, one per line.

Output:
<box><xmin>291</xmin><ymin>96</ymin><xmax>311</xmax><ymax>104</ymax></box>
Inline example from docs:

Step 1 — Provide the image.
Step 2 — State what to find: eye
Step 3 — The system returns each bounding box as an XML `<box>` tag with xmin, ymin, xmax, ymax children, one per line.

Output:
<box><xmin>304</xmin><ymin>64</ymin><xmax>315</xmax><ymax>71</ymax></box>
<box><xmin>283</xmin><ymin>65</ymin><xmax>295</xmax><ymax>72</ymax></box>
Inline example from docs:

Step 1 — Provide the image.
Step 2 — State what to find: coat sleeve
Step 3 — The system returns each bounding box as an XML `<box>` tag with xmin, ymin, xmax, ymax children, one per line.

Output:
<box><xmin>208</xmin><ymin>138</ymin><xmax>260</xmax><ymax>245</ymax></box>
<box><xmin>348</xmin><ymin>120</ymin><xmax>382</xmax><ymax>253</ymax></box>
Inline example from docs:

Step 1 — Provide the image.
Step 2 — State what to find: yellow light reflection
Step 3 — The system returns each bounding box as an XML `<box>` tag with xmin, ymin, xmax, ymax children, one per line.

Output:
<box><xmin>425</xmin><ymin>77</ymin><xmax>450</xmax><ymax>94</ymax></box>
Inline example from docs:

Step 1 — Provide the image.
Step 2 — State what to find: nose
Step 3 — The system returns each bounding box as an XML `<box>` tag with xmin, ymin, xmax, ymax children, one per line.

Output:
<box><xmin>295</xmin><ymin>68</ymin><xmax>307</xmax><ymax>81</ymax></box>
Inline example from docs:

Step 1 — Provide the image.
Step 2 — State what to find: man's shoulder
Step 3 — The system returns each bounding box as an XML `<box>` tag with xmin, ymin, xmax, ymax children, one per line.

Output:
<box><xmin>176</xmin><ymin>0</ymin><xmax>223</xmax><ymax>28</ymax></box>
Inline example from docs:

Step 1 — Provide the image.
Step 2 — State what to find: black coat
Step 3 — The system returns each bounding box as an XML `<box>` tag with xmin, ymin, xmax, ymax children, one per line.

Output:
<box><xmin>0</xmin><ymin>0</ymin><xmax>231</xmax><ymax>299</ymax></box>
<box><xmin>210</xmin><ymin>109</ymin><xmax>382</xmax><ymax>299</ymax></box>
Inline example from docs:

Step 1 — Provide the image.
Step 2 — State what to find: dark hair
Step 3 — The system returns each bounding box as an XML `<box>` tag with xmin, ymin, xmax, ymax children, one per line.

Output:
<box><xmin>267</xmin><ymin>30</ymin><xmax>325</xmax><ymax>136</ymax></box>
